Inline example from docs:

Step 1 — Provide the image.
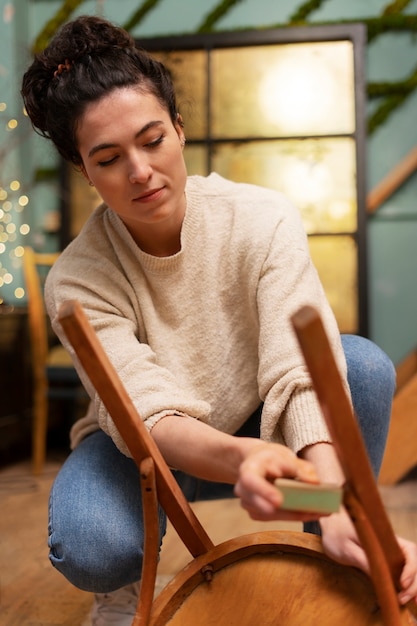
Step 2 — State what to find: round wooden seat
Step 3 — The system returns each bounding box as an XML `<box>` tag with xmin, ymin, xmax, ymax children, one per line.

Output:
<box><xmin>150</xmin><ymin>531</ymin><xmax>410</xmax><ymax>625</ymax></box>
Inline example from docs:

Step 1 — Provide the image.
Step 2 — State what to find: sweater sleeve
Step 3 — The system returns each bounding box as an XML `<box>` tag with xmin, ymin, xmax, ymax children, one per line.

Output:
<box><xmin>45</xmin><ymin>245</ymin><xmax>211</xmax><ymax>457</ymax></box>
<box><xmin>255</xmin><ymin>194</ymin><xmax>350</xmax><ymax>453</ymax></box>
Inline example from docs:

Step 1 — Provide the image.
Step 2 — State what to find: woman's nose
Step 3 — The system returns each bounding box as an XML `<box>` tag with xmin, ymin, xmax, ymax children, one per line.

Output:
<box><xmin>128</xmin><ymin>155</ymin><xmax>152</xmax><ymax>183</ymax></box>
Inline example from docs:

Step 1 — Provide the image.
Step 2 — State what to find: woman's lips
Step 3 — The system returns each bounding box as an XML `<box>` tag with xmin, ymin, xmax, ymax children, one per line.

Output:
<box><xmin>135</xmin><ymin>187</ymin><xmax>164</xmax><ymax>202</ymax></box>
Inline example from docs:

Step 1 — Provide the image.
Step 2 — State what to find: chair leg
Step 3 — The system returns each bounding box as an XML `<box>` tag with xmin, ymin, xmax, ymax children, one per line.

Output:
<box><xmin>32</xmin><ymin>383</ymin><xmax>48</xmax><ymax>475</ymax></box>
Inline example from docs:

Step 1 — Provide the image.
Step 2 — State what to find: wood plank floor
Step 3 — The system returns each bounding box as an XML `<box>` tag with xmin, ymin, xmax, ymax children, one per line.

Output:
<box><xmin>1</xmin><ymin>453</ymin><xmax>417</xmax><ymax>626</ymax></box>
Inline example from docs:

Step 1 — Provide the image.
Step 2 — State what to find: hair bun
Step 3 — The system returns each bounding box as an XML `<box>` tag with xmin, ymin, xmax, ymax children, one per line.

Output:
<box><xmin>21</xmin><ymin>15</ymin><xmax>179</xmax><ymax>164</ymax></box>
<box><xmin>60</xmin><ymin>15</ymin><xmax>135</xmax><ymax>61</ymax></box>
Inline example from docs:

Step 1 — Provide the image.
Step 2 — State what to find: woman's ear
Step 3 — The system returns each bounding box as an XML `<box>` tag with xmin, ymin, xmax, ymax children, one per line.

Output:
<box><xmin>175</xmin><ymin>113</ymin><xmax>186</xmax><ymax>148</ymax></box>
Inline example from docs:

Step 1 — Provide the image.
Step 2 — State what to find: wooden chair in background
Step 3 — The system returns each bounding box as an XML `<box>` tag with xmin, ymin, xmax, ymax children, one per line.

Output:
<box><xmin>22</xmin><ymin>247</ymin><xmax>88</xmax><ymax>475</ymax></box>
<box><xmin>57</xmin><ymin>299</ymin><xmax>417</xmax><ymax>625</ymax></box>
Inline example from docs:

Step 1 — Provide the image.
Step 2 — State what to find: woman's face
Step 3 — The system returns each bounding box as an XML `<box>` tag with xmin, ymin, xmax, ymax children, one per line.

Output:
<box><xmin>76</xmin><ymin>86</ymin><xmax>187</xmax><ymax>254</ymax></box>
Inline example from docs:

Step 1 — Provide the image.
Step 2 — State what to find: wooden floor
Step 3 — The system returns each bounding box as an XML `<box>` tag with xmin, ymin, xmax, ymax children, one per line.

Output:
<box><xmin>1</xmin><ymin>453</ymin><xmax>417</xmax><ymax>626</ymax></box>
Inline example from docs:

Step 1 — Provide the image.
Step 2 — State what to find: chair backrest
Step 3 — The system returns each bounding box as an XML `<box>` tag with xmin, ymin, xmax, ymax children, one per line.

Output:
<box><xmin>22</xmin><ymin>246</ymin><xmax>59</xmax><ymax>382</ymax></box>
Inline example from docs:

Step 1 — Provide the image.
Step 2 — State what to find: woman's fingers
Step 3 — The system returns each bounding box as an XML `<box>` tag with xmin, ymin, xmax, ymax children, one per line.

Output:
<box><xmin>320</xmin><ymin>510</ymin><xmax>370</xmax><ymax>573</ymax></box>
<box><xmin>234</xmin><ymin>442</ymin><xmax>322</xmax><ymax>521</ymax></box>
<box><xmin>398</xmin><ymin>537</ymin><xmax>417</xmax><ymax>605</ymax></box>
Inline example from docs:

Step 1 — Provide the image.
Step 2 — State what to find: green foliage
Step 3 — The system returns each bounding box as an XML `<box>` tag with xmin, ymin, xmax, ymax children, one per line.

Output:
<box><xmin>31</xmin><ymin>0</ymin><xmax>86</xmax><ymax>55</ymax></box>
<box><xmin>123</xmin><ymin>0</ymin><xmax>162</xmax><ymax>32</ymax></box>
<box><xmin>368</xmin><ymin>93</ymin><xmax>409</xmax><ymax>134</ymax></box>
<box><xmin>366</xmin><ymin>13</ymin><xmax>417</xmax><ymax>41</ymax></box>
<box><xmin>367</xmin><ymin>65</ymin><xmax>417</xmax><ymax>134</ymax></box>
<box><xmin>383</xmin><ymin>0</ymin><xmax>412</xmax><ymax>15</ymax></box>
<box><xmin>198</xmin><ymin>0</ymin><xmax>245</xmax><ymax>33</ymax></box>
<box><xmin>34</xmin><ymin>168</ymin><xmax>59</xmax><ymax>183</ymax></box>
<box><xmin>289</xmin><ymin>0</ymin><xmax>329</xmax><ymax>25</ymax></box>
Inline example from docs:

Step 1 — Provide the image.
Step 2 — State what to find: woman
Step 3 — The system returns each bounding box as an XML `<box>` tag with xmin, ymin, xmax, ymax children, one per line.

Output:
<box><xmin>21</xmin><ymin>15</ymin><xmax>417</xmax><ymax>625</ymax></box>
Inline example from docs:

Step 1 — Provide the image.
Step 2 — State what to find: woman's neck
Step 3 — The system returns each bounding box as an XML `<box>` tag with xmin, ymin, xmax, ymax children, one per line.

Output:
<box><xmin>123</xmin><ymin>208</ymin><xmax>185</xmax><ymax>257</ymax></box>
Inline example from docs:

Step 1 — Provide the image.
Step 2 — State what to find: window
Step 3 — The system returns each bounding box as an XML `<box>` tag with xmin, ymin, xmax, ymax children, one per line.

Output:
<box><xmin>62</xmin><ymin>24</ymin><xmax>367</xmax><ymax>335</ymax></box>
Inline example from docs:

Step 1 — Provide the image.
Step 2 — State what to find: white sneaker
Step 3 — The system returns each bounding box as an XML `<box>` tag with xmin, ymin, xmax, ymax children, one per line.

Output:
<box><xmin>91</xmin><ymin>581</ymin><xmax>140</xmax><ymax>626</ymax></box>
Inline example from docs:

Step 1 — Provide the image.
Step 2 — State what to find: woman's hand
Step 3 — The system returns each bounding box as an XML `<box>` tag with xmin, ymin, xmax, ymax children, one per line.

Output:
<box><xmin>234</xmin><ymin>442</ymin><xmax>323</xmax><ymax>522</ymax></box>
<box><xmin>320</xmin><ymin>508</ymin><xmax>368</xmax><ymax>571</ymax></box>
<box><xmin>320</xmin><ymin>508</ymin><xmax>417</xmax><ymax>606</ymax></box>
<box><xmin>397</xmin><ymin>537</ymin><xmax>417</xmax><ymax>605</ymax></box>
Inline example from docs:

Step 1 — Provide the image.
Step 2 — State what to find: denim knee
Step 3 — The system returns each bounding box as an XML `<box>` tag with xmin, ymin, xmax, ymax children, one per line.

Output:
<box><xmin>341</xmin><ymin>334</ymin><xmax>395</xmax><ymax>475</ymax></box>
<box><xmin>48</xmin><ymin>511</ymin><xmax>146</xmax><ymax>592</ymax></box>
<box><xmin>47</xmin><ymin>430</ymin><xmax>167</xmax><ymax>593</ymax></box>
<box><xmin>341</xmin><ymin>334</ymin><xmax>396</xmax><ymax>394</ymax></box>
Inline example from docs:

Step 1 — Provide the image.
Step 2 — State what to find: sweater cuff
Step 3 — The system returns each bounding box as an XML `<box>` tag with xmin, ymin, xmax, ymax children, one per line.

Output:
<box><xmin>280</xmin><ymin>387</ymin><xmax>332</xmax><ymax>454</ymax></box>
<box><xmin>146</xmin><ymin>409</ymin><xmax>191</xmax><ymax>432</ymax></box>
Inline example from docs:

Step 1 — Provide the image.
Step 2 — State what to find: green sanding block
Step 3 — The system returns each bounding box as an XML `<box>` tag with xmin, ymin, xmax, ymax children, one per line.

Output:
<box><xmin>274</xmin><ymin>478</ymin><xmax>343</xmax><ymax>514</ymax></box>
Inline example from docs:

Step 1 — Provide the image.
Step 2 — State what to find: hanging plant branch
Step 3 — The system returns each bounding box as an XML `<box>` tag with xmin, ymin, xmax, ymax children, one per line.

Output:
<box><xmin>313</xmin><ymin>14</ymin><xmax>417</xmax><ymax>41</ymax></box>
<box><xmin>31</xmin><ymin>0</ymin><xmax>86</xmax><ymax>55</ymax></box>
<box><xmin>198</xmin><ymin>0</ymin><xmax>245</xmax><ymax>33</ymax></box>
<box><xmin>382</xmin><ymin>0</ymin><xmax>412</xmax><ymax>16</ymax></box>
<box><xmin>368</xmin><ymin>93</ymin><xmax>409</xmax><ymax>134</ymax></box>
<box><xmin>366</xmin><ymin>13</ymin><xmax>417</xmax><ymax>41</ymax></box>
<box><xmin>34</xmin><ymin>167</ymin><xmax>60</xmax><ymax>183</ymax></box>
<box><xmin>368</xmin><ymin>77</ymin><xmax>417</xmax><ymax>99</ymax></box>
<box><xmin>367</xmin><ymin>64</ymin><xmax>417</xmax><ymax>133</ymax></box>
<box><xmin>289</xmin><ymin>0</ymin><xmax>329</xmax><ymax>25</ymax></box>
<box><xmin>265</xmin><ymin>14</ymin><xmax>417</xmax><ymax>42</ymax></box>
<box><xmin>123</xmin><ymin>0</ymin><xmax>163</xmax><ymax>33</ymax></box>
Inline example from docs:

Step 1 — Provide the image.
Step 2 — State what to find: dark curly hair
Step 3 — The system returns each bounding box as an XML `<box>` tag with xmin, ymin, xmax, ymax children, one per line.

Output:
<box><xmin>21</xmin><ymin>16</ymin><xmax>179</xmax><ymax>165</ymax></box>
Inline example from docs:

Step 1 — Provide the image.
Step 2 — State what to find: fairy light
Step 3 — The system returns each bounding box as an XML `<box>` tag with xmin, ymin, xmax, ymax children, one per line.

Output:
<box><xmin>0</xmin><ymin>104</ymin><xmax>31</xmax><ymax>305</ymax></box>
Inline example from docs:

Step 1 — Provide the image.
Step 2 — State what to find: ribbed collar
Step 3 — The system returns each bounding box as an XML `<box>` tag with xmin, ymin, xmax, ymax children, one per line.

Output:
<box><xmin>104</xmin><ymin>177</ymin><xmax>204</xmax><ymax>275</ymax></box>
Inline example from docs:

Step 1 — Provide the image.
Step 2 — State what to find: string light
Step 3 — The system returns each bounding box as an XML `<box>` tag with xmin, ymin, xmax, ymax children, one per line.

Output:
<box><xmin>0</xmin><ymin>102</ymin><xmax>31</xmax><ymax>304</ymax></box>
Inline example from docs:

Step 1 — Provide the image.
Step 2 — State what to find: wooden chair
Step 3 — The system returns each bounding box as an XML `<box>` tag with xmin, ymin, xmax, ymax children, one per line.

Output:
<box><xmin>57</xmin><ymin>299</ymin><xmax>417</xmax><ymax>626</ymax></box>
<box><xmin>22</xmin><ymin>247</ymin><xmax>87</xmax><ymax>475</ymax></box>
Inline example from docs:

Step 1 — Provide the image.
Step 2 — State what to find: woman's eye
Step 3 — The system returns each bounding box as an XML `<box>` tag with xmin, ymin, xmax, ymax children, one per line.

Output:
<box><xmin>98</xmin><ymin>156</ymin><xmax>118</xmax><ymax>167</ymax></box>
<box><xmin>146</xmin><ymin>134</ymin><xmax>164</xmax><ymax>148</ymax></box>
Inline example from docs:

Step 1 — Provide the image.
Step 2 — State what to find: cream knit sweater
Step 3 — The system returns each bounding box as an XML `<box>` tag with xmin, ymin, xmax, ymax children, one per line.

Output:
<box><xmin>46</xmin><ymin>173</ymin><xmax>348</xmax><ymax>457</ymax></box>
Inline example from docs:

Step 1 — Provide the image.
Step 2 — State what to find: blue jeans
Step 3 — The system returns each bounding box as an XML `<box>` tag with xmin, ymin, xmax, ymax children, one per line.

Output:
<box><xmin>48</xmin><ymin>335</ymin><xmax>395</xmax><ymax>592</ymax></box>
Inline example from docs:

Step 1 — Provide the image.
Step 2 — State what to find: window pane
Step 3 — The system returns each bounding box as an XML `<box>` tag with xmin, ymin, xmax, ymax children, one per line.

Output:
<box><xmin>183</xmin><ymin>144</ymin><xmax>208</xmax><ymax>176</ymax></box>
<box><xmin>211</xmin><ymin>41</ymin><xmax>355</xmax><ymax>138</ymax></box>
<box><xmin>69</xmin><ymin>168</ymin><xmax>101</xmax><ymax>239</ymax></box>
<box><xmin>151</xmin><ymin>50</ymin><xmax>208</xmax><ymax>140</ymax></box>
<box><xmin>211</xmin><ymin>138</ymin><xmax>357</xmax><ymax>234</ymax></box>
<box><xmin>309</xmin><ymin>235</ymin><xmax>358</xmax><ymax>334</ymax></box>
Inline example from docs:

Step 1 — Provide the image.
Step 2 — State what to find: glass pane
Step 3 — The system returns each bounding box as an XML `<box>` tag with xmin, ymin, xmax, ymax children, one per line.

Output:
<box><xmin>151</xmin><ymin>50</ymin><xmax>207</xmax><ymax>140</ymax></box>
<box><xmin>70</xmin><ymin>168</ymin><xmax>101</xmax><ymax>239</ymax></box>
<box><xmin>183</xmin><ymin>144</ymin><xmax>209</xmax><ymax>176</ymax></box>
<box><xmin>211</xmin><ymin>41</ymin><xmax>355</xmax><ymax>138</ymax></box>
<box><xmin>308</xmin><ymin>235</ymin><xmax>358</xmax><ymax>334</ymax></box>
<box><xmin>211</xmin><ymin>138</ymin><xmax>357</xmax><ymax>234</ymax></box>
